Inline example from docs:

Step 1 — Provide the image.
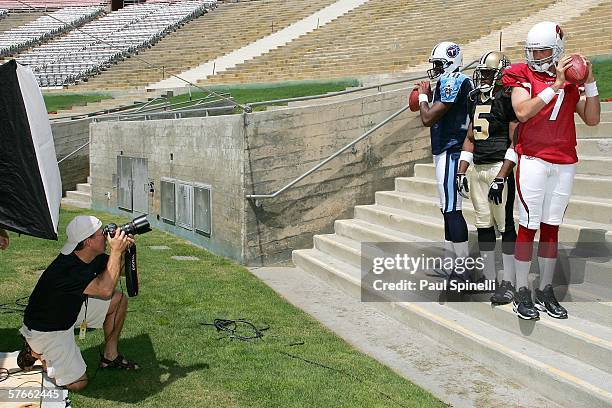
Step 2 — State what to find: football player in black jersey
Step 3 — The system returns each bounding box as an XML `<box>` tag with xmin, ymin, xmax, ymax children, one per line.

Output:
<box><xmin>456</xmin><ymin>51</ymin><xmax>520</xmax><ymax>306</ymax></box>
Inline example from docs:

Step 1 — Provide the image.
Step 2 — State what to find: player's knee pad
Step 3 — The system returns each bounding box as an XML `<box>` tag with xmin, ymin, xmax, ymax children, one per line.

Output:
<box><xmin>443</xmin><ymin>210</ymin><xmax>468</xmax><ymax>243</ymax></box>
<box><xmin>538</xmin><ymin>222</ymin><xmax>559</xmax><ymax>258</ymax></box>
<box><xmin>501</xmin><ymin>227</ymin><xmax>517</xmax><ymax>255</ymax></box>
<box><xmin>477</xmin><ymin>227</ymin><xmax>496</xmax><ymax>252</ymax></box>
<box><xmin>515</xmin><ymin>225</ymin><xmax>537</xmax><ymax>262</ymax></box>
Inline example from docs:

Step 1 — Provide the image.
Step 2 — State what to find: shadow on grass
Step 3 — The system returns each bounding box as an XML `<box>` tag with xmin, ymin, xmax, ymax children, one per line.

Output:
<box><xmin>0</xmin><ymin>328</ymin><xmax>22</xmax><ymax>351</ymax></box>
<box><xmin>0</xmin><ymin>329</ymin><xmax>209</xmax><ymax>404</ymax></box>
<box><xmin>80</xmin><ymin>333</ymin><xmax>209</xmax><ymax>403</ymax></box>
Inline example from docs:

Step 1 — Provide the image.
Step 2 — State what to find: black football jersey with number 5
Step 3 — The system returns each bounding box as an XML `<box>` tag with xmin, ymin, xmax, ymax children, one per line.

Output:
<box><xmin>468</xmin><ymin>88</ymin><xmax>517</xmax><ymax>165</ymax></box>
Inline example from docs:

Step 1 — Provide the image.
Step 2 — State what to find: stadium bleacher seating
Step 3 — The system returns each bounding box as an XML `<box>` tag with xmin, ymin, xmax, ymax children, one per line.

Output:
<box><xmin>204</xmin><ymin>0</ymin><xmax>559</xmax><ymax>84</ymax></box>
<box><xmin>73</xmin><ymin>0</ymin><xmax>338</xmax><ymax>90</ymax></box>
<box><xmin>0</xmin><ymin>6</ymin><xmax>103</xmax><ymax>57</ymax></box>
<box><xmin>15</xmin><ymin>1</ymin><xmax>216</xmax><ymax>87</ymax></box>
<box><xmin>0</xmin><ymin>1</ymin><xmax>107</xmax><ymax>11</ymax></box>
<box><xmin>503</xmin><ymin>1</ymin><xmax>612</xmax><ymax>61</ymax></box>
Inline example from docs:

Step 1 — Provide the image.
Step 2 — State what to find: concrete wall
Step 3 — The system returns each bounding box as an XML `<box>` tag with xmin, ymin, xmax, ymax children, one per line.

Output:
<box><xmin>244</xmin><ymin>88</ymin><xmax>431</xmax><ymax>265</ymax></box>
<box><xmin>52</xmin><ymin>119</ymin><xmax>90</xmax><ymax>194</ymax></box>
<box><xmin>88</xmin><ymin>87</ymin><xmax>431</xmax><ymax>265</ymax></box>
<box><xmin>89</xmin><ymin>116</ymin><xmax>246</xmax><ymax>261</ymax></box>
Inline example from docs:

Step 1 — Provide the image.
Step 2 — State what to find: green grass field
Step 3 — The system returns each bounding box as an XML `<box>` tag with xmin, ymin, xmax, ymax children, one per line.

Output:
<box><xmin>43</xmin><ymin>93</ymin><xmax>113</xmax><ymax>113</ymax></box>
<box><xmin>42</xmin><ymin>57</ymin><xmax>612</xmax><ymax>116</ymax></box>
<box><xmin>168</xmin><ymin>79</ymin><xmax>360</xmax><ymax>106</ymax></box>
<box><xmin>41</xmin><ymin>80</ymin><xmax>359</xmax><ymax>114</ymax></box>
<box><xmin>0</xmin><ymin>208</ymin><xmax>444</xmax><ymax>408</ymax></box>
<box><xmin>591</xmin><ymin>58</ymin><xmax>612</xmax><ymax>99</ymax></box>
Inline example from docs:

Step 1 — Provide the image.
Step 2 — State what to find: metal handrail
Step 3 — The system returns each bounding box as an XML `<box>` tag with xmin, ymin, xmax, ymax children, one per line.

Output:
<box><xmin>133</xmin><ymin>96</ymin><xmax>165</xmax><ymax>113</ymax></box>
<box><xmin>57</xmin><ymin>141</ymin><xmax>89</xmax><ymax>164</ymax></box>
<box><xmin>246</xmin><ymin>105</ymin><xmax>410</xmax><ymax>206</ymax></box>
<box><xmin>244</xmin><ymin>60</ymin><xmax>479</xmax><ymax>205</ymax></box>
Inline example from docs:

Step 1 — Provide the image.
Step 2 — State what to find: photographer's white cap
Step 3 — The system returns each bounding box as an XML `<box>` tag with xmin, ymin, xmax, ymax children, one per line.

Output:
<box><xmin>60</xmin><ymin>215</ymin><xmax>102</xmax><ymax>255</ymax></box>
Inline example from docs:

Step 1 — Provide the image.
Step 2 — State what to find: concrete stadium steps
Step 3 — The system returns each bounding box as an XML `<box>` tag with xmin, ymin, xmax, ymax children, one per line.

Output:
<box><xmin>293</xmin><ymin>249</ymin><xmax>612</xmax><ymax>408</ymax></box>
<box><xmin>395</xmin><ymin>165</ymin><xmax>612</xmax><ymax>228</ymax></box>
<box><xmin>60</xmin><ymin>177</ymin><xmax>91</xmax><ymax>209</ymax></box>
<box><xmin>300</xmin><ymin>240</ymin><xmax>612</xmax><ymax>375</ymax></box>
<box><xmin>293</xmin><ymin>105</ymin><xmax>612</xmax><ymax>407</ymax></box>
<box><xmin>73</xmin><ymin>0</ymin><xmax>338</xmax><ymax>90</ymax></box>
<box><xmin>205</xmin><ymin>0</ymin><xmax>557</xmax><ymax>84</ymax></box>
<box><xmin>576</xmin><ymin>122</ymin><xmax>612</xmax><ymax>139</ymax></box>
<box><xmin>503</xmin><ymin>1</ymin><xmax>612</xmax><ymax>62</ymax></box>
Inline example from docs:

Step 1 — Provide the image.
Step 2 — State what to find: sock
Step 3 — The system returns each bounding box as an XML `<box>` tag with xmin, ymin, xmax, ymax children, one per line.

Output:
<box><xmin>502</xmin><ymin>253</ymin><xmax>516</xmax><ymax>286</ymax></box>
<box><xmin>442</xmin><ymin>240</ymin><xmax>454</xmax><ymax>273</ymax></box>
<box><xmin>452</xmin><ymin>241</ymin><xmax>469</xmax><ymax>274</ymax></box>
<box><xmin>515</xmin><ymin>225</ymin><xmax>537</xmax><ymax>262</ymax></box>
<box><xmin>515</xmin><ymin>259</ymin><xmax>531</xmax><ymax>290</ymax></box>
<box><xmin>481</xmin><ymin>250</ymin><xmax>496</xmax><ymax>281</ymax></box>
<box><xmin>538</xmin><ymin>257</ymin><xmax>557</xmax><ymax>290</ymax></box>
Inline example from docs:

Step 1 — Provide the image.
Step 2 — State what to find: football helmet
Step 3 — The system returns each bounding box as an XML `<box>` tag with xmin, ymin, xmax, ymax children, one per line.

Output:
<box><xmin>473</xmin><ymin>51</ymin><xmax>510</xmax><ymax>100</ymax></box>
<box><xmin>524</xmin><ymin>21</ymin><xmax>564</xmax><ymax>75</ymax></box>
<box><xmin>427</xmin><ymin>41</ymin><xmax>463</xmax><ymax>79</ymax></box>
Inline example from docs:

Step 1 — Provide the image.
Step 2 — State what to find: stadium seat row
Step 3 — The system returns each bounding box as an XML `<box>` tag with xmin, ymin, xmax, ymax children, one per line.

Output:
<box><xmin>16</xmin><ymin>1</ymin><xmax>216</xmax><ymax>87</ymax></box>
<box><xmin>0</xmin><ymin>1</ymin><xmax>106</xmax><ymax>11</ymax></box>
<box><xmin>0</xmin><ymin>6</ymin><xmax>103</xmax><ymax>57</ymax></box>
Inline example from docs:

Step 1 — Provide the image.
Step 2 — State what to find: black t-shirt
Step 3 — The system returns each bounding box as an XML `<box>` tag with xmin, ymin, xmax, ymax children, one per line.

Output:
<box><xmin>24</xmin><ymin>253</ymin><xmax>109</xmax><ymax>331</ymax></box>
<box><xmin>468</xmin><ymin>88</ymin><xmax>517</xmax><ymax>164</ymax></box>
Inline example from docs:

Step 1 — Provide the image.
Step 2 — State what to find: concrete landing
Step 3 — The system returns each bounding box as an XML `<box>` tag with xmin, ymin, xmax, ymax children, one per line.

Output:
<box><xmin>249</xmin><ymin>266</ymin><xmax>559</xmax><ymax>408</ymax></box>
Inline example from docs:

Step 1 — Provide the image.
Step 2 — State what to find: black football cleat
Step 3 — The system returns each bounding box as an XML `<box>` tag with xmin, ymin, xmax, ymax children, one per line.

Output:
<box><xmin>491</xmin><ymin>280</ymin><xmax>515</xmax><ymax>304</ymax></box>
<box><xmin>535</xmin><ymin>284</ymin><xmax>568</xmax><ymax>319</ymax></box>
<box><xmin>512</xmin><ymin>287</ymin><xmax>539</xmax><ymax>320</ymax></box>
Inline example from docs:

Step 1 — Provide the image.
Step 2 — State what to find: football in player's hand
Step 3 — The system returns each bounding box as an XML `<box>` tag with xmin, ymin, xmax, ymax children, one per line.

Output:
<box><xmin>409</xmin><ymin>85</ymin><xmax>431</xmax><ymax>112</ymax></box>
<box><xmin>565</xmin><ymin>54</ymin><xmax>589</xmax><ymax>85</ymax></box>
<box><xmin>409</xmin><ymin>88</ymin><xmax>420</xmax><ymax>112</ymax></box>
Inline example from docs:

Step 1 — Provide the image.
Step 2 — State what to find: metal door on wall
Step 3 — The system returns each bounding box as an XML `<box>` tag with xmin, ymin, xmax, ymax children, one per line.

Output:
<box><xmin>116</xmin><ymin>156</ymin><xmax>148</xmax><ymax>214</ymax></box>
<box><xmin>132</xmin><ymin>157</ymin><xmax>148</xmax><ymax>215</ymax></box>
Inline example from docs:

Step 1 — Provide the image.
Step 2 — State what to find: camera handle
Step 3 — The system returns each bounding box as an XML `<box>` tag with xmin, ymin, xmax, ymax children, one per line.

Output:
<box><xmin>124</xmin><ymin>244</ymin><xmax>139</xmax><ymax>297</ymax></box>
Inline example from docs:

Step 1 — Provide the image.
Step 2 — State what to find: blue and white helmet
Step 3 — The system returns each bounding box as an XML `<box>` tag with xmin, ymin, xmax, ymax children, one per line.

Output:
<box><xmin>427</xmin><ymin>41</ymin><xmax>463</xmax><ymax>79</ymax></box>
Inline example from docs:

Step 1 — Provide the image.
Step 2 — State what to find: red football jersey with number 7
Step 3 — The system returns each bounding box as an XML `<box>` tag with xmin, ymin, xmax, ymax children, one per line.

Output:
<box><xmin>502</xmin><ymin>63</ymin><xmax>580</xmax><ymax>164</ymax></box>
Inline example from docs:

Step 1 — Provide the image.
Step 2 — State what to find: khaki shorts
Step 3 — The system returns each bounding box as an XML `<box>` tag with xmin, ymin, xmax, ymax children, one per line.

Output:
<box><xmin>469</xmin><ymin>162</ymin><xmax>508</xmax><ymax>231</ymax></box>
<box><xmin>20</xmin><ymin>296</ymin><xmax>111</xmax><ymax>386</ymax></box>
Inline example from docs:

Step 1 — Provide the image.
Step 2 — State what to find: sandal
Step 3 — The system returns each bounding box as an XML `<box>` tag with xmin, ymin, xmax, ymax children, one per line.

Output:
<box><xmin>99</xmin><ymin>353</ymin><xmax>140</xmax><ymax>370</ymax></box>
<box><xmin>17</xmin><ymin>336</ymin><xmax>37</xmax><ymax>371</ymax></box>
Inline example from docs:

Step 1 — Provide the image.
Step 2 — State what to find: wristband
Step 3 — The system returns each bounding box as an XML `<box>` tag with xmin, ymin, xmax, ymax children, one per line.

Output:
<box><xmin>504</xmin><ymin>147</ymin><xmax>517</xmax><ymax>164</ymax></box>
<box><xmin>459</xmin><ymin>150</ymin><xmax>474</xmax><ymax>166</ymax></box>
<box><xmin>585</xmin><ymin>81</ymin><xmax>598</xmax><ymax>97</ymax></box>
<box><xmin>418</xmin><ymin>94</ymin><xmax>429</xmax><ymax>104</ymax></box>
<box><xmin>538</xmin><ymin>87</ymin><xmax>555</xmax><ymax>105</ymax></box>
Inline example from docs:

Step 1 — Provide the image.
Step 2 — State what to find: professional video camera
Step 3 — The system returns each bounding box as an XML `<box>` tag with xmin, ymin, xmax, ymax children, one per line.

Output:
<box><xmin>103</xmin><ymin>215</ymin><xmax>151</xmax><ymax>297</ymax></box>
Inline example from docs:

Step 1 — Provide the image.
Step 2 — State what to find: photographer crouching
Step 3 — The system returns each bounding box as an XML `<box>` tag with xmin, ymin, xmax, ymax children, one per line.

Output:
<box><xmin>18</xmin><ymin>215</ymin><xmax>140</xmax><ymax>392</ymax></box>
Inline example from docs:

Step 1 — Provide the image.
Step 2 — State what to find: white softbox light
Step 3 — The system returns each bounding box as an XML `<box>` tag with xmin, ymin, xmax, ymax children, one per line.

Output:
<box><xmin>0</xmin><ymin>59</ymin><xmax>61</xmax><ymax>240</ymax></box>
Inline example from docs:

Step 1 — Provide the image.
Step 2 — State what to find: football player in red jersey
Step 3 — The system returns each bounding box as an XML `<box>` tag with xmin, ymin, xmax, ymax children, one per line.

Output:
<box><xmin>502</xmin><ymin>21</ymin><xmax>600</xmax><ymax>320</ymax></box>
